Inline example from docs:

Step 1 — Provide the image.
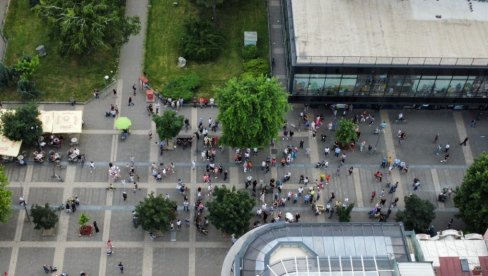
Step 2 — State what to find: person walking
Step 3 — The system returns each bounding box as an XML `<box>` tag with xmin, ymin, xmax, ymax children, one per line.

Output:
<box><xmin>132</xmin><ymin>84</ymin><xmax>137</xmax><ymax>95</ymax></box>
<box><xmin>348</xmin><ymin>166</ymin><xmax>353</xmax><ymax>175</ymax></box>
<box><xmin>113</xmin><ymin>89</ymin><xmax>117</xmax><ymax>96</ymax></box>
<box><xmin>118</xmin><ymin>262</ymin><xmax>124</xmax><ymax>273</ymax></box>
<box><xmin>122</xmin><ymin>192</ymin><xmax>127</xmax><ymax>201</ymax></box>
<box><xmin>128</xmin><ymin>97</ymin><xmax>134</xmax><ymax>107</ymax></box>
<box><xmin>370</xmin><ymin>191</ymin><xmax>376</xmax><ymax>202</ymax></box>
<box><xmin>440</xmin><ymin>154</ymin><xmax>450</xmax><ymax>163</ymax></box>
<box><xmin>459</xmin><ymin>137</ymin><xmax>468</xmax><ymax>146</ymax></box>
<box><xmin>433</xmin><ymin>133</ymin><xmax>439</xmax><ymax>144</ymax></box>
<box><xmin>89</xmin><ymin>161</ymin><xmax>95</xmax><ymax>174</ymax></box>
<box><xmin>93</xmin><ymin>221</ymin><xmax>100</xmax><ymax>233</ymax></box>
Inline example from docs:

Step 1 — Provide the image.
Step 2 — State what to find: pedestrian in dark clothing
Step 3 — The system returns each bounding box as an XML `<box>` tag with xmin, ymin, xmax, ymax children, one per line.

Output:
<box><xmin>299</xmin><ymin>140</ymin><xmax>304</xmax><ymax>149</ymax></box>
<box><xmin>223</xmin><ymin>170</ymin><xmax>228</xmax><ymax>181</ymax></box>
<box><xmin>295</xmin><ymin>213</ymin><xmax>300</xmax><ymax>222</ymax></box>
<box><xmin>263</xmin><ymin>211</ymin><xmax>268</xmax><ymax>223</ymax></box>
<box><xmin>132</xmin><ymin>84</ymin><xmax>137</xmax><ymax>95</ymax></box>
<box><xmin>122</xmin><ymin>192</ymin><xmax>127</xmax><ymax>201</ymax></box>
<box><xmin>348</xmin><ymin>166</ymin><xmax>353</xmax><ymax>175</ymax></box>
<box><xmin>459</xmin><ymin>137</ymin><xmax>468</xmax><ymax>146</ymax></box>
<box><xmin>433</xmin><ymin>133</ymin><xmax>439</xmax><ymax>144</ymax></box>
<box><xmin>93</xmin><ymin>221</ymin><xmax>100</xmax><ymax>233</ymax></box>
<box><xmin>128</xmin><ymin>97</ymin><xmax>134</xmax><ymax>107</ymax></box>
<box><xmin>118</xmin><ymin>262</ymin><xmax>124</xmax><ymax>273</ymax></box>
<box><xmin>113</xmin><ymin>89</ymin><xmax>117</xmax><ymax>96</ymax></box>
<box><xmin>71</xmin><ymin>202</ymin><xmax>76</xmax><ymax>212</ymax></box>
<box><xmin>327</xmin><ymin>192</ymin><xmax>335</xmax><ymax>203</ymax></box>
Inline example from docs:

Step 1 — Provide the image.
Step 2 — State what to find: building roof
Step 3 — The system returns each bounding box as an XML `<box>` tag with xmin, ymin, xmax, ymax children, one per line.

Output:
<box><xmin>397</xmin><ymin>262</ymin><xmax>436</xmax><ymax>276</ymax></box>
<box><xmin>227</xmin><ymin>222</ymin><xmax>410</xmax><ymax>276</ymax></box>
<box><xmin>289</xmin><ymin>0</ymin><xmax>488</xmax><ymax>65</ymax></box>
<box><xmin>418</xmin><ymin>239</ymin><xmax>488</xmax><ymax>270</ymax></box>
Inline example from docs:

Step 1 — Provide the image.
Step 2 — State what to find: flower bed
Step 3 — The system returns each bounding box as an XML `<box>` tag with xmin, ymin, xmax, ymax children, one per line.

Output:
<box><xmin>79</xmin><ymin>225</ymin><xmax>93</xmax><ymax>236</ymax></box>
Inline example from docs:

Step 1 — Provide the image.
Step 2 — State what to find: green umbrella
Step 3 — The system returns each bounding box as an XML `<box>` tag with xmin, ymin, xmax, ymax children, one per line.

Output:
<box><xmin>114</xmin><ymin>117</ymin><xmax>132</xmax><ymax>130</ymax></box>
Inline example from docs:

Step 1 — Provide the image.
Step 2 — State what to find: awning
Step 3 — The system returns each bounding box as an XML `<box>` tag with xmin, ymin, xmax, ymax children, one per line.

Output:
<box><xmin>0</xmin><ymin>135</ymin><xmax>22</xmax><ymax>157</ymax></box>
<box><xmin>51</xmin><ymin>110</ymin><xmax>83</xmax><ymax>134</ymax></box>
<box><xmin>39</xmin><ymin>110</ymin><xmax>54</xmax><ymax>133</ymax></box>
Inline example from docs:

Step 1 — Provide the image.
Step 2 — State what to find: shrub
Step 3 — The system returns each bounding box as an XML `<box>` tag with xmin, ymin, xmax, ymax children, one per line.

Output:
<box><xmin>0</xmin><ymin>62</ymin><xmax>14</xmax><ymax>88</ymax></box>
<box><xmin>14</xmin><ymin>55</ymin><xmax>40</xmax><ymax>81</ymax></box>
<box><xmin>31</xmin><ymin>204</ymin><xmax>59</xmax><ymax>230</ymax></box>
<box><xmin>242</xmin><ymin>58</ymin><xmax>269</xmax><ymax>78</ymax></box>
<box><xmin>162</xmin><ymin>73</ymin><xmax>200</xmax><ymax>101</ymax></box>
<box><xmin>180</xmin><ymin>20</ymin><xmax>225</xmax><ymax>62</ymax></box>
<box><xmin>78</xmin><ymin>213</ymin><xmax>90</xmax><ymax>226</ymax></box>
<box><xmin>17</xmin><ymin>79</ymin><xmax>41</xmax><ymax>100</ymax></box>
<box><xmin>242</xmin><ymin>45</ymin><xmax>258</xmax><ymax>60</ymax></box>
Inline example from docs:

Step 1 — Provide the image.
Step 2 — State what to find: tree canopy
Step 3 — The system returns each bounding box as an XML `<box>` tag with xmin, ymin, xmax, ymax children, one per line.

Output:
<box><xmin>31</xmin><ymin>203</ymin><xmax>59</xmax><ymax>230</ymax></box>
<box><xmin>35</xmin><ymin>0</ymin><xmax>141</xmax><ymax>56</ymax></box>
<box><xmin>152</xmin><ymin>110</ymin><xmax>184</xmax><ymax>143</ymax></box>
<box><xmin>335</xmin><ymin>119</ymin><xmax>358</xmax><ymax>147</ymax></box>
<box><xmin>216</xmin><ymin>75</ymin><xmax>289</xmax><ymax>148</ymax></box>
<box><xmin>207</xmin><ymin>186</ymin><xmax>254</xmax><ymax>236</ymax></box>
<box><xmin>0</xmin><ymin>166</ymin><xmax>12</xmax><ymax>223</ymax></box>
<box><xmin>134</xmin><ymin>192</ymin><xmax>177</xmax><ymax>233</ymax></box>
<box><xmin>337</xmin><ymin>203</ymin><xmax>354</xmax><ymax>222</ymax></box>
<box><xmin>396</xmin><ymin>194</ymin><xmax>436</xmax><ymax>233</ymax></box>
<box><xmin>0</xmin><ymin>104</ymin><xmax>43</xmax><ymax>145</ymax></box>
<box><xmin>180</xmin><ymin>20</ymin><xmax>225</xmax><ymax>62</ymax></box>
<box><xmin>454</xmin><ymin>152</ymin><xmax>488</xmax><ymax>233</ymax></box>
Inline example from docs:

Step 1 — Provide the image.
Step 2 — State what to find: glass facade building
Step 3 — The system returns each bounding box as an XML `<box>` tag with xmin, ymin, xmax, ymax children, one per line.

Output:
<box><xmin>282</xmin><ymin>0</ymin><xmax>488</xmax><ymax>108</ymax></box>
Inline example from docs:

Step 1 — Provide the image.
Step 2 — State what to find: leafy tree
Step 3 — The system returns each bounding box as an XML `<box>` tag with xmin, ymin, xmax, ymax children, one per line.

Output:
<box><xmin>336</xmin><ymin>203</ymin><xmax>354</xmax><ymax>222</ymax></box>
<box><xmin>0</xmin><ymin>104</ymin><xmax>43</xmax><ymax>145</ymax></box>
<box><xmin>152</xmin><ymin>110</ymin><xmax>184</xmax><ymax>144</ymax></box>
<box><xmin>207</xmin><ymin>186</ymin><xmax>254</xmax><ymax>236</ymax></box>
<box><xmin>454</xmin><ymin>152</ymin><xmax>488</xmax><ymax>233</ymax></box>
<box><xmin>396</xmin><ymin>194</ymin><xmax>436</xmax><ymax>233</ymax></box>
<box><xmin>0</xmin><ymin>166</ymin><xmax>12</xmax><ymax>223</ymax></box>
<box><xmin>14</xmin><ymin>55</ymin><xmax>40</xmax><ymax>81</ymax></box>
<box><xmin>162</xmin><ymin>73</ymin><xmax>201</xmax><ymax>102</ymax></box>
<box><xmin>242</xmin><ymin>58</ymin><xmax>269</xmax><ymax>78</ymax></box>
<box><xmin>335</xmin><ymin>119</ymin><xmax>358</xmax><ymax>147</ymax></box>
<box><xmin>216</xmin><ymin>75</ymin><xmax>289</xmax><ymax>148</ymax></box>
<box><xmin>134</xmin><ymin>192</ymin><xmax>177</xmax><ymax>233</ymax></box>
<box><xmin>31</xmin><ymin>203</ymin><xmax>59</xmax><ymax>230</ymax></box>
<box><xmin>35</xmin><ymin>0</ymin><xmax>141</xmax><ymax>56</ymax></box>
<box><xmin>180</xmin><ymin>20</ymin><xmax>225</xmax><ymax>62</ymax></box>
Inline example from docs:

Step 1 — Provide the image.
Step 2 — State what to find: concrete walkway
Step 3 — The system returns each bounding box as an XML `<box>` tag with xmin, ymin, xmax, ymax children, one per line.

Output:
<box><xmin>0</xmin><ymin>0</ymin><xmax>11</xmax><ymax>61</ymax></box>
<box><xmin>267</xmin><ymin>0</ymin><xmax>288</xmax><ymax>88</ymax></box>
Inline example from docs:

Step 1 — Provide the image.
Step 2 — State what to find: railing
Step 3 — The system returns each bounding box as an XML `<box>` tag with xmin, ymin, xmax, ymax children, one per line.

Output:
<box><xmin>295</xmin><ymin>56</ymin><xmax>488</xmax><ymax>66</ymax></box>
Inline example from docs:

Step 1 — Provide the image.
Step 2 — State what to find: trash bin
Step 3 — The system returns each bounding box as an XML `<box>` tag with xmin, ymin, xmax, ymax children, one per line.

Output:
<box><xmin>36</xmin><ymin>45</ymin><xmax>47</xmax><ymax>57</ymax></box>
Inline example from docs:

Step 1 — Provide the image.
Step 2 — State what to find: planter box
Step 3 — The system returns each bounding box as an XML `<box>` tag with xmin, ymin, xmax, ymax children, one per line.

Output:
<box><xmin>79</xmin><ymin>225</ymin><xmax>93</xmax><ymax>237</ymax></box>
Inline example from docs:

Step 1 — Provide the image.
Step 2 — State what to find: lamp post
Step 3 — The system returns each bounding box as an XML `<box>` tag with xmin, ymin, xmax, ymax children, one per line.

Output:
<box><xmin>104</xmin><ymin>75</ymin><xmax>109</xmax><ymax>85</ymax></box>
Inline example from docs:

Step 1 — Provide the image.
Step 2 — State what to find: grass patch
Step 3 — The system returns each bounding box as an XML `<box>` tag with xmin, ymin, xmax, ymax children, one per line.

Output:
<box><xmin>144</xmin><ymin>0</ymin><xmax>269</xmax><ymax>98</ymax></box>
<box><xmin>1</xmin><ymin>0</ymin><xmax>118</xmax><ymax>101</ymax></box>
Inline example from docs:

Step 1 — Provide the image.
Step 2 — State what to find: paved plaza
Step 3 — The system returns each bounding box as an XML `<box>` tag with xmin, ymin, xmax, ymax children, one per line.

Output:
<box><xmin>1</xmin><ymin>1</ymin><xmax>487</xmax><ymax>275</ymax></box>
<box><xmin>0</xmin><ymin>101</ymin><xmax>486</xmax><ymax>275</ymax></box>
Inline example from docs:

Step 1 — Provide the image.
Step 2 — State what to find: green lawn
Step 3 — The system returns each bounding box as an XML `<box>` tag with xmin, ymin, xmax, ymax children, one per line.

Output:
<box><xmin>1</xmin><ymin>0</ymin><xmax>118</xmax><ymax>101</ymax></box>
<box><xmin>144</xmin><ymin>0</ymin><xmax>269</xmax><ymax>97</ymax></box>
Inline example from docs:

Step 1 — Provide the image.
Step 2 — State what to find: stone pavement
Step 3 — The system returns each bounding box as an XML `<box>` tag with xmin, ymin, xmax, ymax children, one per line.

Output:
<box><xmin>1</xmin><ymin>101</ymin><xmax>483</xmax><ymax>275</ymax></box>
<box><xmin>0</xmin><ymin>2</ymin><xmax>487</xmax><ymax>276</ymax></box>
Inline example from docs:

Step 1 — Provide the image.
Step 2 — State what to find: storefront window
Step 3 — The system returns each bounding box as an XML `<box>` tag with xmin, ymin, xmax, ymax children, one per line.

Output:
<box><xmin>473</xmin><ymin>76</ymin><xmax>488</xmax><ymax>98</ymax></box>
<box><xmin>432</xmin><ymin>76</ymin><xmax>451</xmax><ymax>97</ymax></box>
<box><xmin>369</xmin><ymin>75</ymin><xmax>387</xmax><ymax>96</ymax></box>
<box><xmin>465</xmin><ymin>76</ymin><xmax>476</xmax><ymax>97</ymax></box>
<box><xmin>415</xmin><ymin>76</ymin><xmax>436</xmax><ymax>96</ymax></box>
<box><xmin>385</xmin><ymin>75</ymin><xmax>404</xmax><ymax>96</ymax></box>
<box><xmin>309</xmin><ymin>74</ymin><xmax>326</xmax><ymax>94</ymax></box>
<box><xmin>354</xmin><ymin>75</ymin><xmax>371</xmax><ymax>96</ymax></box>
<box><xmin>339</xmin><ymin>75</ymin><xmax>357</xmax><ymax>96</ymax></box>
<box><xmin>324</xmin><ymin>75</ymin><xmax>341</xmax><ymax>95</ymax></box>
<box><xmin>400</xmin><ymin>76</ymin><xmax>418</xmax><ymax>97</ymax></box>
<box><xmin>293</xmin><ymin>74</ymin><xmax>310</xmax><ymax>95</ymax></box>
<box><xmin>447</xmin><ymin>77</ymin><xmax>467</xmax><ymax>97</ymax></box>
